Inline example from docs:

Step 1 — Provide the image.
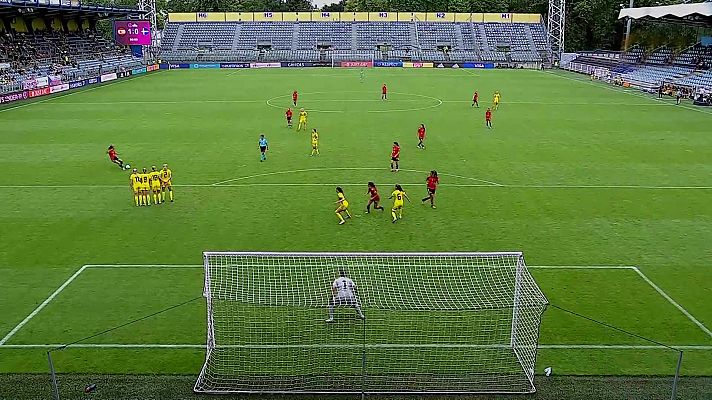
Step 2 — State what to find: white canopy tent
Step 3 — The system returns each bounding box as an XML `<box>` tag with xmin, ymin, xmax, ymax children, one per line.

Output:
<box><xmin>619</xmin><ymin>2</ymin><xmax>712</xmax><ymax>25</ymax></box>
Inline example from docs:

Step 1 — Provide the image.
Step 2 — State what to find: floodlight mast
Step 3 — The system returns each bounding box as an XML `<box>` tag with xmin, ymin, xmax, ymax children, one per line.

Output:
<box><xmin>137</xmin><ymin>0</ymin><xmax>159</xmax><ymax>57</ymax></box>
<box><xmin>547</xmin><ymin>0</ymin><xmax>565</xmax><ymax>62</ymax></box>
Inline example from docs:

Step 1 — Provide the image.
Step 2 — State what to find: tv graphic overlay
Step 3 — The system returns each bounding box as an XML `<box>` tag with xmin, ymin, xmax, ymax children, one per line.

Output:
<box><xmin>114</xmin><ymin>21</ymin><xmax>151</xmax><ymax>45</ymax></box>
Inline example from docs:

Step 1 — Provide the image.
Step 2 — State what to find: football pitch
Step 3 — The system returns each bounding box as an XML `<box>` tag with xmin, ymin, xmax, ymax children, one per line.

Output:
<box><xmin>0</xmin><ymin>67</ymin><xmax>711</xmax><ymax>398</ymax></box>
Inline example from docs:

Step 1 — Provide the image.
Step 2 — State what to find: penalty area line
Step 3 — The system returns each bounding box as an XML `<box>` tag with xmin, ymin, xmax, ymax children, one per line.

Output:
<box><xmin>632</xmin><ymin>267</ymin><xmax>712</xmax><ymax>338</ymax></box>
<box><xmin>0</xmin><ymin>265</ymin><xmax>88</xmax><ymax>346</ymax></box>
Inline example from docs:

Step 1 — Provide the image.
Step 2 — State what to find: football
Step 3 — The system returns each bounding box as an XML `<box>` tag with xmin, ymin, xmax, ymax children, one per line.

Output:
<box><xmin>124</xmin><ymin>164</ymin><xmax>131</xmax><ymax>170</ymax></box>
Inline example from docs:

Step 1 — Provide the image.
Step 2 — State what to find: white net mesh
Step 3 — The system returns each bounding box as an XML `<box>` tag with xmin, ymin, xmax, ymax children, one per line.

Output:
<box><xmin>195</xmin><ymin>252</ymin><xmax>548</xmax><ymax>394</ymax></box>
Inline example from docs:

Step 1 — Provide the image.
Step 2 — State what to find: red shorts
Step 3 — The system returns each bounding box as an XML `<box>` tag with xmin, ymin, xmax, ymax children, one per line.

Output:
<box><xmin>109</xmin><ymin>155</ymin><xmax>117</xmax><ymax>161</ymax></box>
<box><xmin>370</xmin><ymin>196</ymin><xmax>380</xmax><ymax>202</ymax></box>
<box><xmin>427</xmin><ymin>187</ymin><xmax>436</xmax><ymax>194</ymax></box>
<box><xmin>418</xmin><ymin>134</ymin><xmax>425</xmax><ymax>140</ymax></box>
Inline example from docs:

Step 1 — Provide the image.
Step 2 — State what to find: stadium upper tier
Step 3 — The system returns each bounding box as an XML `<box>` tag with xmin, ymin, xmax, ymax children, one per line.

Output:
<box><xmin>160</xmin><ymin>12</ymin><xmax>550</xmax><ymax>63</ymax></box>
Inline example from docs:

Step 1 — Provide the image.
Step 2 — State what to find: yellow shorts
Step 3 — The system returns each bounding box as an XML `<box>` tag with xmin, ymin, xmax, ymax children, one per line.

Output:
<box><xmin>312</xmin><ymin>142</ymin><xmax>318</xmax><ymax>148</ymax></box>
<box><xmin>132</xmin><ymin>186</ymin><xmax>141</xmax><ymax>194</ymax></box>
<box><xmin>151</xmin><ymin>184</ymin><xmax>161</xmax><ymax>191</ymax></box>
<box><xmin>162</xmin><ymin>181</ymin><xmax>172</xmax><ymax>188</ymax></box>
<box><xmin>141</xmin><ymin>184</ymin><xmax>150</xmax><ymax>191</ymax></box>
<box><xmin>339</xmin><ymin>200</ymin><xmax>349</xmax><ymax>209</ymax></box>
<box><xmin>299</xmin><ymin>118</ymin><xmax>306</xmax><ymax>124</ymax></box>
<box><xmin>393</xmin><ymin>203</ymin><xmax>403</xmax><ymax>210</ymax></box>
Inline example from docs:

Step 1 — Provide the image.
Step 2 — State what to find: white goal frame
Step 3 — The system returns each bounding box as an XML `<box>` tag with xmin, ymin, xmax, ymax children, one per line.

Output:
<box><xmin>195</xmin><ymin>251</ymin><xmax>549</xmax><ymax>395</ymax></box>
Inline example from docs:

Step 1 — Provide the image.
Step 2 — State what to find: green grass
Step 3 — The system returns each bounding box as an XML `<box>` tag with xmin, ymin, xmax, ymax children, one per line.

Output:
<box><xmin>0</xmin><ymin>68</ymin><xmax>711</xmax><ymax>397</ymax></box>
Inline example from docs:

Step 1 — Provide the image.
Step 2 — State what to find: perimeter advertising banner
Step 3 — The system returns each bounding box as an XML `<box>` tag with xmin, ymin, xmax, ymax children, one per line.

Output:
<box><xmin>190</xmin><ymin>63</ymin><xmax>221</xmax><ymax>69</ymax></box>
<box><xmin>100</xmin><ymin>73</ymin><xmax>118</xmax><ymax>82</ymax></box>
<box><xmin>463</xmin><ymin>62</ymin><xmax>494</xmax><ymax>69</ymax></box>
<box><xmin>374</xmin><ymin>60</ymin><xmax>402</xmax><ymax>67</ymax></box>
<box><xmin>250</xmin><ymin>62</ymin><xmax>281</xmax><ymax>68</ymax></box>
<box><xmin>281</xmin><ymin>62</ymin><xmax>315</xmax><ymax>68</ymax></box>
<box><xmin>169</xmin><ymin>64</ymin><xmax>190</xmax><ymax>69</ymax></box>
<box><xmin>340</xmin><ymin>61</ymin><xmax>373</xmax><ymax>68</ymax></box>
<box><xmin>28</xmin><ymin>87</ymin><xmax>50</xmax><ymax>98</ymax></box>
<box><xmin>0</xmin><ymin>90</ymin><xmax>28</xmax><ymax>104</ymax></box>
<box><xmin>220</xmin><ymin>63</ymin><xmax>250</xmax><ymax>69</ymax></box>
<box><xmin>147</xmin><ymin>64</ymin><xmax>160</xmax><ymax>71</ymax></box>
<box><xmin>114</xmin><ymin>20</ymin><xmax>152</xmax><ymax>45</ymax></box>
<box><xmin>403</xmin><ymin>62</ymin><xmax>433</xmax><ymax>68</ymax></box>
<box><xmin>69</xmin><ymin>80</ymin><xmax>86</xmax><ymax>89</ymax></box>
<box><xmin>50</xmin><ymin>84</ymin><xmax>70</xmax><ymax>93</ymax></box>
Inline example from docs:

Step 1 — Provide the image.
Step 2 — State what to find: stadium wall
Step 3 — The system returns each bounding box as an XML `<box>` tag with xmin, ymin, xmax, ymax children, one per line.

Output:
<box><xmin>168</xmin><ymin>12</ymin><xmax>542</xmax><ymax>23</ymax></box>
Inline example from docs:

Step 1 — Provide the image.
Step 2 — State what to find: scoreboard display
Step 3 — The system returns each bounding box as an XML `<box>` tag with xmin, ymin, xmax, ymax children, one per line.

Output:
<box><xmin>114</xmin><ymin>21</ymin><xmax>151</xmax><ymax>45</ymax></box>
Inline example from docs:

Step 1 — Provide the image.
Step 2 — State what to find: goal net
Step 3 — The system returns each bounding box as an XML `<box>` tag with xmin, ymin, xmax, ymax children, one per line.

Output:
<box><xmin>195</xmin><ymin>252</ymin><xmax>548</xmax><ymax>394</ymax></box>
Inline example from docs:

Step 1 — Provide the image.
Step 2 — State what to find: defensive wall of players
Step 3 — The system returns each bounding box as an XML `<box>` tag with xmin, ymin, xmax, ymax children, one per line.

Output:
<box><xmin>168</xmin><ymin>11</ymin><xmax>542</xmax><ymax>24</ymax></box>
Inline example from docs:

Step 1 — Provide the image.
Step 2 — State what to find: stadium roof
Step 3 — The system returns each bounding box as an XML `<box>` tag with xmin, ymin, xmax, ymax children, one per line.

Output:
<box><xmin>0</xmin><ymin>0</ymin><xmax>145</xmax><ymax>19</ymax></box>
<box><xmin>618</xmin><ymin>2</ymin><xmax>712</xmax><ymax>26</ymax></box>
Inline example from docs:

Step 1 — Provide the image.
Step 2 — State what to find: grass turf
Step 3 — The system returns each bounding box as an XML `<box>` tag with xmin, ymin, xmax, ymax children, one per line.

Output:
<box><xmin>0</xmin><ymin>68</ymin><xmax>711</xmax><ymax>396</ymax></box>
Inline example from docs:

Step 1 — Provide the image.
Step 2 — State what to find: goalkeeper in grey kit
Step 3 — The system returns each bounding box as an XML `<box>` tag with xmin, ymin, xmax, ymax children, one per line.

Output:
<box><xmin>326</xmin><ymin>270</ymin><xmax>365</xmax><ymax>322</ymax></box>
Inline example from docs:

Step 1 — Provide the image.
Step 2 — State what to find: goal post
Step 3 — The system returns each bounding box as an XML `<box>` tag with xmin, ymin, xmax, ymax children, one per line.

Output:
<box><xmin>195</xmin><ymin>252</ymin><xmax>549</xmax><ymax>394</ymax></box>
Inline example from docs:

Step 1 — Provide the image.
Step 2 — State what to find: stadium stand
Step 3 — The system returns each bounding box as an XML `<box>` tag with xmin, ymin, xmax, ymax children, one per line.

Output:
<box><xmin>564</xmin><ymin>41</ymin><xmax>712</xmax><ymax>91</ymax></box>
<box><xmin>0</xmin><ymin>2</ymin><xmax>146</xmax><ymax>95</ymax></box>
<box><xmin>159</xmin><ymin>14</ymin><xmax>551</xmax><ymax>64</ymax></box>
<box><xmin>1</xmin><ymin>31</ymin><xmax>142</xmax><ymax>93</ymax></box>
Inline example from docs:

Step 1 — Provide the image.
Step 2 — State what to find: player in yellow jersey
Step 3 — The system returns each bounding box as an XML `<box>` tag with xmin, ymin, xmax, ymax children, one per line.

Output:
<box><xmin>129</xmin><ymin>168</ymin><xmax>141</xmax><ymax>206</ymax></box>
<box><xmin>493</xmin><ymin>91</ymin><xmax>501</xmax><ymax>110</ymax></box>
<box><xmin>160</xmin><ymin>163</ymin><xmax>173</xmax><ymax>202</ymax></box>
<box><xmin>334</xmin><ymin>186</ymin><xmax>352</xmax><ymax>225</ymax></box>
<box><xmin>297</xmin><ymin>108</ymin><xmax>308</xmax><ymax>131</ymax></box>
<box><xmin>310</xmin><ymin>128</ymin><xmax>319</xmax><ymax>156</ymax></box>
<box><xmin>140</xmin><ymin>167</ymin><xmax>151</xmax><ymax>206</ymax></box>
<box><xmin>149</xmin><ymin>166</ymin><xmax>162</xmax><ymax>205</ymax></box>
<box><xmin>389</xmin><ymin>184</ymin><xmax>411</xmax><ymax>223</ymax></box>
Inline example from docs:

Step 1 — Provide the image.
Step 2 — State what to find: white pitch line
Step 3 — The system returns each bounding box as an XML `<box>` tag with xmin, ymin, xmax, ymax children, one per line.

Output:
<box><xmin>0</xmin><ymin>265</ymin><xmax>88</xmax><ymax>346</ymax></box>
<box><xmin>83</xmin><ymin>264</ymin><xmax>201</xmax><ymax>269</ymax></box>
<box><xmin>211</xmin><ymin>167</ymin><xmax>502</xmax><ymax>187</ymax></box>
<box><xmin>1</xmin><ymin>343</ymin><xmax>709</xmax><ymax>350</ymax></box>
<box><xmin>529</xmin><ymin>265</ymin><xmax>635</xmax><ymax>270</ymax></box>
<box><xmin>440</xmin><ymin>100</ymin><xmax>669</xmax><ymax>106</ymax></box>
<box><xmin>2</xmin><ymin>183</ymin><xmax>711</xmax><ymax>190</ymax></box>
<box><xmin>632</xmin><ymin>267</ymin><xmax>712</xmax><ymax>338</ymax></box>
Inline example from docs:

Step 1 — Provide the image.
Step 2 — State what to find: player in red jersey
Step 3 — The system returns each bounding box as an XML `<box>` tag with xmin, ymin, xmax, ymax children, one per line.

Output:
<box><xmin>285</xmin><ymin>108</ymin><xmax>293</xmax><ymax>128</ymax></box>
<box><xmin>107</xmin><ymin>145</ymin><xmax>125</xmax><ymax>169</ymax></box>
<box><xmin>422</xmin><ymin>170</ymin><xmax>439</xmax><ymax>208</ymax></box>
<box><xmin>365</xmin><ymin>181</ymin><xmax>384</xmax><ymax>213</ymax></box>
<box><xmin>390</xmin><ymin>142</ymin><xmax>400</xmax><ymax>172</ymax></box>
<box><xmin>472</xmin><ymin>91</ymin><xmax>479</xmax><ymax>107</ymax></box>
<box><xmin>381</xmin><ymin>84</ymin><xmax>387</xmax><ymax>100</ymax></box>
<box><xmin>417</xmin><ymin>124</ymin><xmax>426</xmax><ymax>149</ymax></box>
<box><xmin>292</xmin><ymin>90</ymin><xmax>298</xmax><ymax>106</ymax></box>
<box><xmin>485</xmin><ymin>108</ymin><xmax>492</xmax><ymax>129</ymax></box>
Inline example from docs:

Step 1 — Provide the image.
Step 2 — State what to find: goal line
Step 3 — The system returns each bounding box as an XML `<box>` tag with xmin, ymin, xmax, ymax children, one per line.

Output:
<box><xmin>0</xmin><ymin>263</ymin><xmax>709</xmax><ymax>348</ymax></box>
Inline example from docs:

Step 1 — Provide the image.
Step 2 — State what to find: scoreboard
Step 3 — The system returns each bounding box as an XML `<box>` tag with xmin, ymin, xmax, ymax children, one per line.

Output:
<box><xmin>114</xmin><ymin>21</ymin><xmax>151</xmax><ymax>45</ymax></box>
